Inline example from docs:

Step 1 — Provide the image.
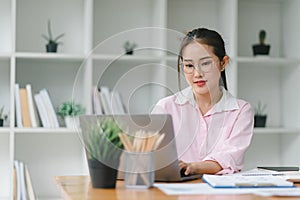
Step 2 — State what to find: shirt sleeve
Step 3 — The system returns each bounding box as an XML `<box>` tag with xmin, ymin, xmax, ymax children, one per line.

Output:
<box><xmin>203</xmin><ymin>102</ymin><xmax>254</xmax><ymax>174</ymax></box>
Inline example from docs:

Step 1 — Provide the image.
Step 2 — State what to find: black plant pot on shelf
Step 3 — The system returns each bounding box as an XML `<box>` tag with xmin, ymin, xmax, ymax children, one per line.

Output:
<box><xmin>46</xmin><ymin>43</ymin><xmax>58</xmax><ymax>53</ymax></box>
<box><xmin>254</xmin><ymin>115</ymin><xmax>267</xmax><ymax>127</ymax></box>
<box><xmin>88</xmin><ymin>159</ymin><xmax>118</xmax><ymax>188</ymax></box>
<box><xmin>0</xmin><ymin>119</ymin><xmax>3</xmax><ymax>127</ymax></box>
<box><xmin>252</xmin><ymin>44</ymin><xmax>270</xmax><ymax>56</ymax></box>
<box><xmin>125</xmin><ymin>50</ymin><xmax>133</xmax><ymax>55</ymax></box>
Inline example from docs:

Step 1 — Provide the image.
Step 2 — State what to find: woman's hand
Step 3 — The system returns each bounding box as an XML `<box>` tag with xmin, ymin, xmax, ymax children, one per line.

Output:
<box><xmin>179</xmin><ymin>160</ymin><xmax>223</xmax><ymax>175</ymax></box>
<box><xmin>179</xmin><ymin>160</ymin><xmax>195</xmax><ymax>175</ymax></box>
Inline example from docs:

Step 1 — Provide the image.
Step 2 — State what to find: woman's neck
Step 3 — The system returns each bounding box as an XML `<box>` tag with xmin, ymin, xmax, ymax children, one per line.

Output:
<box><xmin>194</xmin><ymin>87</ymin><xmax>223</xmax><ymax>115</ymax></box>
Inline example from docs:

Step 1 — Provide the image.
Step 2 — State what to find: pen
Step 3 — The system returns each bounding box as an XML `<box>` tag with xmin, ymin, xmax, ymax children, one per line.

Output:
<box><xmin>235</xmin><ymin>183</ymin><xmax>276</xmax><ymax>187</ymax></box>
<box><xmin>242</xmin><ymin>173</ymin><xmax>285</xmax><ymax>176</ymax></box>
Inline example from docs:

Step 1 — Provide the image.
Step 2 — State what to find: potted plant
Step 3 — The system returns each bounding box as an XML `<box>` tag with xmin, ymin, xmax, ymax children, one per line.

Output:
<box><xmin>82</xmin><ymin>117</ymin><xmax>124</xmax><ymax>188</ymax></box>
<box><xmin>252</xmin><ymin>30</ymin><xmax>270</xmax><ymax>56</ymax></box>
<box><xmin>57</xmin><ymin>101</ymin><xmax>84</xmax><ymax>128</ymax></box>
<box><xmin>42</xmin><ymin>19</ymin><xmax>65</xmax><ymax>53</ymax></box>
<box><xmin>0</xmin><ymin>106</ymin><xmax>8</xmax><ymax>127</ymax></box>
<box><xmin>123</xmin><ymin>40</ymin><xmax>137</xmax><ymax>55</ymax></box>
<box><xmin>254</xmin><ymin>101</ymin><xmax>267</xmax><ymax>127</ymax></box>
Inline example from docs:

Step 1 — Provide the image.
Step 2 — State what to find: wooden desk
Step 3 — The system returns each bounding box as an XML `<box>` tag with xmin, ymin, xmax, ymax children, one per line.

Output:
<box><xmin>54</xmin><ymin>176</ymin><xmax>297</xmax><ymax>200</ymax></box>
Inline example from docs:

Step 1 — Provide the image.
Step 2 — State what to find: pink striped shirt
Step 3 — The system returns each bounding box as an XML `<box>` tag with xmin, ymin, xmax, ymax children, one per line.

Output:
<box><xmin>152</xmin><ymin>87</ymin><xmax>254</xmax><ymax>174</ymax></box>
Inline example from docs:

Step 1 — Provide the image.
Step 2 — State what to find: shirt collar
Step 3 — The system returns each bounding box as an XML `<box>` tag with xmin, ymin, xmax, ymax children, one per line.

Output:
<box><xmin>175</xmin><ymin>86</ymin><xmax>196</xmax><ymax>106</ymax></box>
<box><xmin>175</xmin><ymin>86</ymin><xmax>239</xmax><ymax>114</ymax></box>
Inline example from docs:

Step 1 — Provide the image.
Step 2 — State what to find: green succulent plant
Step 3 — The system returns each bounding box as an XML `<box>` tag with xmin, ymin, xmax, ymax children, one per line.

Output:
<box><xmin>259</xmin><ymin>30</ymin><xmax>266</xmax><ymax>45</ymax></box>
<box><xmin>123</xmin><ymin>41</ymin><xmax>137</xmax><ymax>52</ymax></box>
<box><xmin>42</xmin><ymin>19</ymin><xmax>65</xmax><ymax>45</ymax></box>
<box><xmin>85</xmin><ymin>117</ymin><xmax>124</xmax><ymax>163</ymax></box>
<box><xmin>57</xmin><ymin>101</ymin><xmax>84</xmax><ymax>117</ymax></box>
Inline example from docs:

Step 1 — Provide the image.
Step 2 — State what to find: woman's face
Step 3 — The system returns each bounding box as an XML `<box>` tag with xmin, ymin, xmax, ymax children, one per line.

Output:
<box><xmin>181</xmin><ymin>41</ymin><xmax>225</xmax><ymax>96</ymax></box>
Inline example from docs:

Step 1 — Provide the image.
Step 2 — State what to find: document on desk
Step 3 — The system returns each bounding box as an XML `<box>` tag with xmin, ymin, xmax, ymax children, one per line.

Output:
<box><xmin>154</xmin><ymin>183</ymin><xmax>253</xmax><ymax>195</ymax></box>
<box><xmin>202</xmin><ymin>174</ymin><xmax>294</xmax><ymax>188</ymax></box>
<box><xmin>154</xmin><ymin>183</ymin><xmax>300</xmax><ymax>196</ymax></box>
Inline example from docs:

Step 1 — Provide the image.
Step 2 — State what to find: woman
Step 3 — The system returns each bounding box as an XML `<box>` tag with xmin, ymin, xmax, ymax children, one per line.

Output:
<box><xmin>152</xmin><ymin>28</ymin><xmax>254</xmax><ymax>175</ymax></box>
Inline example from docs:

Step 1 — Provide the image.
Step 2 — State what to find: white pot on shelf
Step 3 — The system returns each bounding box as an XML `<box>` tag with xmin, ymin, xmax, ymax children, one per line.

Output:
<box><xmin>64</xmin><ymin>116</ymin><xmax>80</xmax><ymax>129</ymax></box>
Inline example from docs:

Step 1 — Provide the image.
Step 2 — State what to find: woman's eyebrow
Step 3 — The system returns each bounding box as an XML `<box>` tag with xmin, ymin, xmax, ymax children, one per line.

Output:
<box><xmin>199</xmin><ymin>56</ymin><xmax>212</xmax><ymax>60</ymax></box>
<box><xmin>183</xmin><ymin>56</ymin><xmax>212</xmax><ymax>62</ymax></box>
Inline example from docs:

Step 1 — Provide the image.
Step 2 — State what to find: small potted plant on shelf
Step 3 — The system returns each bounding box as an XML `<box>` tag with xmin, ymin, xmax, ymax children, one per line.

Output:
<box><xmin>57</xmin><ymin>101</ymin><xmax>84</xmax><ymax>129</ymax></box>
<box><xmin>0</xmin><ymin>106</ymin><xmax>8</xmax><ymax>127</ymax></box>
<box><xmin>123</xmin><ymin>40</ymin><xmax>137</xmax><ymax>55</ymax></box>
<box><xmin>254</xmin><ymin>101</ymin><xmax>267</xmax><ymax>128</ymax></box>
<box><xmin>42</xmin><ymin>19</ymin><xmax>65</xmax><ymax>53</ymax></box>
<box><xmin>252</xmin><ymin>29</ymin><xmax>271</xmax><ymax>56</ymax></box>
<box><xmin>81</xmin><ymin>117</ymin><xmax>124</xmax><ymax>188</ymax></box>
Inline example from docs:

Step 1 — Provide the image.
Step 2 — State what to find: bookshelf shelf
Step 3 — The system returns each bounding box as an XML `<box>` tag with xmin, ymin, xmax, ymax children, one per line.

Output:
<box><xmin>0</xmin><ymin>128</ymin><xmax>11</xmax><ymax>134</ymax></box>
<box><xmin>0</xmin><ymin>53</ymin><xmax>11</xmax><ymax>60</ymax></box>
<box><xmin>254</xmin><ymin>127</ymin><xmax>300</xmax><ymax>135</ymax></box>
<box><xmin>237</xmin><ymin>56</ymin><xmax>300</xmax><ymax>66</ymax></box>
<box><xmin>92</xmin><ymin>54</ymin><xmax>163</xmax><ymax>62</ymax></box>
<box><xmin>13</xmin><ymin>128</ymin><xmax>78</xmax><ymax>134</ymax></box>
<box><xmin>15</xmin><ymin>52</ymin><xmax>85</xmax><ymax>61</ymax></box>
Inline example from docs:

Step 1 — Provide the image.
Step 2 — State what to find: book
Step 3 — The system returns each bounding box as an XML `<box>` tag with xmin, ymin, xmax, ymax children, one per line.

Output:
<box><xmin>257</xmin><ymin>166</ymin><xmax>299</xmax><ymax>172</ymax></box>
<box><xmin>202</xmin><ymin>174</ymin><xmax>294</xmax><ymax>188</ymax></box>
<box><xmin>19</xmin><ymin>161</ymin><xmax>28</xmax><ymax>200</ymax></box>
<box><xmin>19</xmin><ymin>88</ymin><xmax>32</xmax><ymax>127</ymax></box>
<box><xmin>99</xmin><ymin>86</ymin><xmax>112</xmax><ymax>114</ymax></box>
<box><xmin>24</xmin><ymin>164</ymin><xmax>36</xmax><ymax>200</ymax></box>
<box><xmin>13</xmin><ymin>166</ymin><xmax>17</xmax><ymax>200</ymax></box>
<box><xmin>34</xmin><ymin>93</ymin><xmax>50</xmax><ymax>128</ymax></box>
<box><xmin>111</xmin><ymin>91</ymin><xmax>126</xmax><ymax>114</ymax></box>
<box><xmin>15</xmin><ymin>84</ymin><xmax>23</xmax><ymax>128</ymax></box>
<box><xmin>39</xmin><ymin>89</ymin><xmax>59</xmax><ymax>128</ymax></box>
<box><xmin>13</xmin><ymin>160</ymin><xmax>35</xmax><ymax>200</ymax></box>
<box><xmin>14</xmin><ymin>160</ymin><xmax>21</xmax><ymax>200</ymax></box>
<box><xmin>26</xmin><ymin>84</ymin><xmax>40</xmax><ymax>128</ymax></box>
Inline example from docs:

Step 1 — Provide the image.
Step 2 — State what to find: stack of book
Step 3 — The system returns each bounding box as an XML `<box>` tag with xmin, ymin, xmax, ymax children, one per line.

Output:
<box><xmin>92</xmin><ymin>85</ymin><xmax>126</xmax><ymax>115</ymax></box>
<box><xmin>13</xmin><ymin>160</ymin><xmax>35</xmax><ymax>200</ymax></box>
<box><xmin>15</xmin><ymin>83</ymin><xmax>59</xmax><ymax>128</ymax></box>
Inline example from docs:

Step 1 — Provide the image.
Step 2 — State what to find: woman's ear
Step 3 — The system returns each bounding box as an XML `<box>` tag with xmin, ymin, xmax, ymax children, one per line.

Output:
<box><xmin>220</xmin><ymin>55</ymin><xmax>229</xmax><ymax>71</ymax></box>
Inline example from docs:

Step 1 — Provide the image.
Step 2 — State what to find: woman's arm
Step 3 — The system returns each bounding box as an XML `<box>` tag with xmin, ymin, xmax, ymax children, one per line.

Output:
<box><xmin>203</xmin><ymin>102</ymin><xmax>254</xmax><ymax>174</ymax></box>
<box><xmin>179</xmin><ymin>160</ymin><xmax>222</xmax><ymax>175</ymax></box>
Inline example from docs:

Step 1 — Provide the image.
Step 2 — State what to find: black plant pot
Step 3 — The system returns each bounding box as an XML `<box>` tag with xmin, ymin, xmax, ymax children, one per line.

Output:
<box><xmin>125</xmin><ymin>50</ymin><xmax>133</xmax><ymax>55</ymax></box>
<box><xmin>88</xmin><ymin>159</ymin><xmax>118</xmax><ymax>188</ymax></box>
<box><xmin>0</xmin><ymin>119</ymin><xmax>3</xmax><ymax>127</ymax></box>
<box><xmin>254</xmin><ymin>115</ymin><xmax>267</xmax><ymax>127</ymax></box>
<box><xmin>252</xmin><ymin>44</ymin><xmax>270</xmax><ymax>56</ymax></box>
<box><xmin>46</xmin><ymin>43</ymin><xmax>58</xmax><ymax>53</ymax></box>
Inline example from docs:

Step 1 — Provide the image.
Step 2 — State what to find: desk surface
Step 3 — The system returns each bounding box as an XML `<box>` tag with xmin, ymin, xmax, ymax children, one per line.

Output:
<box><xmin>54</xmin><ymin>176</ymin><xmax>298</xmax><ymax>200</ymax></box>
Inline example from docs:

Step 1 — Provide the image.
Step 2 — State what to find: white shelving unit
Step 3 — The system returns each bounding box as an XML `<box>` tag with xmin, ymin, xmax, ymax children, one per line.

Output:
<box><xmin>1</xmin><ymin>0</ymin><xmax>300</xmax><ymax>199</ymax></box>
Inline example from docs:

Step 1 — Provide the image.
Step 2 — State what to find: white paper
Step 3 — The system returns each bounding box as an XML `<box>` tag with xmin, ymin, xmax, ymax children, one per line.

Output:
<box><xmin>154</xmin><ymin>183</ymin><xmax>300</xmax><ymax>196</ymax></box>
<box><xmin>154</xmin><ymin>183</ymin><xmax>253</xmax><ymax>195</ymax></box>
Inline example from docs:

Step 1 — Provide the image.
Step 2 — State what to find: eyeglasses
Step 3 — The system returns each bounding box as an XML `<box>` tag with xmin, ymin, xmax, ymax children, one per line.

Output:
<box><xmin>181</xmin><ymin>59</ymin><xmax>215</xmax><ymax>74</ymax></box>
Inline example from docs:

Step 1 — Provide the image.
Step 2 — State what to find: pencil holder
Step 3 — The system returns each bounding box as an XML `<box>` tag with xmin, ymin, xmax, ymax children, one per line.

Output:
<box><xmin>124</xmin><ymin>152</ymin><xmax>155</xmax><ymax>189</ymax></box>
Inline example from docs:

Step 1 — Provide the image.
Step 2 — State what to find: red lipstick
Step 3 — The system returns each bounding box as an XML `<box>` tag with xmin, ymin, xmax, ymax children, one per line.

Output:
<box><xmin>194</xmin><ymin>80</ymin><xmax>207</xmax><ymax>87</ymax></box>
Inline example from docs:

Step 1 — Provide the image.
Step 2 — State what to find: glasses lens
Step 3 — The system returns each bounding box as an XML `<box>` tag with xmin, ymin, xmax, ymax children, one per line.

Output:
<box><xmin>181</xmin><ymin>59</ymin><xmax>214</xmax><ymax>74</ymax></box>
<box><xmin>181</xmin><ymin>62</ymin><xmax>194</xmax><ymax>74</ymax></box>
<box><xmin>199</xmin><ymin>59</ymin><xmax>214</xmax><ymax>73</ymax></box>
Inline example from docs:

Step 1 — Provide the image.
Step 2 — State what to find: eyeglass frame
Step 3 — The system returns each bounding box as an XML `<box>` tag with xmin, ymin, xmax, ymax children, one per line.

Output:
<box><xmin>180</xmin><ymin>57</ymin><xmax>217</xmax><ymax>74</ymax></box>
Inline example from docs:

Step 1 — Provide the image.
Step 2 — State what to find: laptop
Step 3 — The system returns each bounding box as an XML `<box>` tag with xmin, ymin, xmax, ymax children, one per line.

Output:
<box><xmin>79</xmin><ymin>114</ymin><xmax>202</xmax><ymax>182</ymax></box>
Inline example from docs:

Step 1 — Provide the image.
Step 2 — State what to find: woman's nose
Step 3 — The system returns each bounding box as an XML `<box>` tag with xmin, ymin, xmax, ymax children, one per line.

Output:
<box><xmin>193</xmin><ymin>66</ymin><xmax>204</xmax><ymax>76</ymax></box>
